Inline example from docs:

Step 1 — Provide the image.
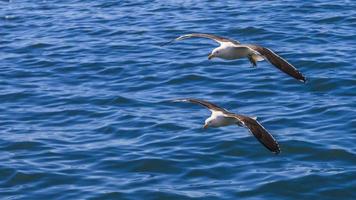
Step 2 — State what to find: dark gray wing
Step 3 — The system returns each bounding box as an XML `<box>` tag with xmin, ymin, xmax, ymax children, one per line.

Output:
<box><xmin>229</xmin><ymin>114</ymin><xmax>281</xmax><ymax>154</ymax></box>
<box><xmin>247</xmin><ymin>45</ymin><xmax>306</xmax><ymax>83</ymax></box>
<box><xmin>173</xmin><ymin>98</ymin><xmax>228</xmax><ymax>113</ymax></box>
<box><xmin>162</xmin><ymin>33</ymin><xmax>240</xmax><ymax>46</ymax></box>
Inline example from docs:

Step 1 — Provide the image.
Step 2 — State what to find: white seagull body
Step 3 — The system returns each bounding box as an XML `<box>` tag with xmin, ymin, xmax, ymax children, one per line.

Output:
<box><xmin>163</xmin><ymin>33</ymin><xmax>306</xmax><ymax>83</ymax></box>
<box><xmin>174</xmin><ymin>98</ymin><xmax>281</xmax><ymax>154</ymax></box>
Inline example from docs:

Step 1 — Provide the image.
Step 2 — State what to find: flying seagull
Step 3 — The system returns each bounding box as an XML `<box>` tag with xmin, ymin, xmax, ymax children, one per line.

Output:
<box><xmin>163</xmin><ymin>33</ymin><xmax>306</xmax><ymax>83</ymax></box>
<box><xmin>174</xmin><ymin>98</ymin><xmax>281</xmax><ymax>154</ymax></box>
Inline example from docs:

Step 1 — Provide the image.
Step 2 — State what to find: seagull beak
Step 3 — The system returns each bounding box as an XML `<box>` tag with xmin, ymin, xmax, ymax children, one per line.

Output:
<box><xmin>208</xmin><ymin>53</ymin><xmax>214</xmax><ymax>60</ymax></box>
<box><xmin>203</xmin><ymin>124</ymin><xmax>209</xmax><ymax>129</ymax></box>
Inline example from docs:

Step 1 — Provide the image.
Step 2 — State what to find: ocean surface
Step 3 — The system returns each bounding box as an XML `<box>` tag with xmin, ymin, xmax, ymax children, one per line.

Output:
<box><xmin>1</xmin><ymin>1</ymin><xmax>356</xmax><ymax>199</ymax></box>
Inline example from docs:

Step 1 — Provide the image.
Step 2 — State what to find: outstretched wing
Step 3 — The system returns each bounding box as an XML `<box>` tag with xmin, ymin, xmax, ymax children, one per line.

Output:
<box><xmin>173</xmin><ymin>98</ymin><xmax>228</xmax><ymax>113</ymax></box>
<box><xmin>162</xmin><ymin>33</ymin><xmax>240</xmax><ymax>46</ymax></box>
<box><xmin>247</xmin><ymin>45</ymin><xmax>306</xmax><ymax>83</ymax></box>
<box><xmin>229</xmin><ymin>114</ymin><xmax>281</xmax><ymax>154</ymax></box>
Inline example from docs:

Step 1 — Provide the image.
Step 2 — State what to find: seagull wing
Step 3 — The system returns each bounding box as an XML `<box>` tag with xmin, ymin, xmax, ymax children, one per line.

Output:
<box><xmin>173</xmin><ymin>98</ymin><xmax>228</xmax><ymax>113</ymax></box>
<box><xmin>246</xmin><ymin>45</ymin><xmax>306</xmax><ymax>82</ymax></box>
<box><xmin>162</xmin><ymin>33</ymin><xmax>240</xmax><ymax>46</ymax></box>
<box><xmin>228</xmin><ymin>113</ymin><xmax>281</xmax><ymax>154</ymax></box>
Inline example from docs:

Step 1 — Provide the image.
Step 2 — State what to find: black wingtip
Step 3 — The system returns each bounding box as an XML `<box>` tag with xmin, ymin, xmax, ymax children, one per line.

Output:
<box><xmin>171</xmin><ymin>98</ymin><xmax>187</xmax><ymax>103</ymax></box>
<box><xmin>160</xmin><ymin>39</ymin><xmax>176</xmax><ymax>47</ymax></box>
<box><xmin>268</xmin><ymin>143</ymin><xmax>281</xmax><ymax>154</ymax></box>
<box><xmin>293</xmin><ymin>71</ymin><xmax>306</xmax><ymax>83</ymax></box>
<box><xmin>273</xmin><ymin>148</ymin><xmax>281</xmax><ymax>155</ymax></box>
<box><xmin>299</xmin><ymin>75</ymin><xmax>307</xmax><ymax>83</ymax></box>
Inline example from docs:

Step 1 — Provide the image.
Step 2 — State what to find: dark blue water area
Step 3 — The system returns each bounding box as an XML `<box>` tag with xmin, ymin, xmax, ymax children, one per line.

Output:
<box><xmin>1</xmin><ymin>0</ymin><xmax>356</xmax><ymax>199</ymax></box>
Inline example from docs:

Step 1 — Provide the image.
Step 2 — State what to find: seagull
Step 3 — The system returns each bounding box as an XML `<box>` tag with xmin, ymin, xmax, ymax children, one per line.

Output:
<box><xmin>173</xmin><ymin>98</ymin><xmax>281</xmax><ymax>154</ymax></box>
<box><xmin>163</xmin><ymin>33</ymin><xmax>306</xmax><ymax>83</ymax></box>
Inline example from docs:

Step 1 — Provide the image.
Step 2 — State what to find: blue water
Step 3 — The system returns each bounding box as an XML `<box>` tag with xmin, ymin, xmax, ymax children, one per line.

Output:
<box><xmin>1</xmin><ymin>1</ymin><xmax>356</xmax><ymax>199</ymax></box>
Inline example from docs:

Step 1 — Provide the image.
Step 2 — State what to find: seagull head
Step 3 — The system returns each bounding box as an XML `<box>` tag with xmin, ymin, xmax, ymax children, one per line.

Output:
<box><xmin>203</xmin><ymin>118</ymin><xmax>212</xmax><ymax>129</ymax></box>
<box><xmin>208</xmin><ymin>49</ymin><xmax>220</xmax><ymax>60</ymax></box>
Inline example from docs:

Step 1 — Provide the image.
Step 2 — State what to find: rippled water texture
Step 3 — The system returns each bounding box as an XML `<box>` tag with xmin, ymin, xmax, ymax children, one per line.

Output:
<box><xmin>1</xmin><ymin>1</ymin><xmax>356</xmax><ymax>199</ymax></box>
